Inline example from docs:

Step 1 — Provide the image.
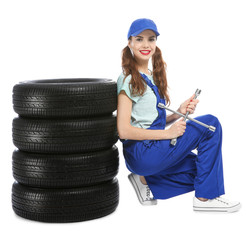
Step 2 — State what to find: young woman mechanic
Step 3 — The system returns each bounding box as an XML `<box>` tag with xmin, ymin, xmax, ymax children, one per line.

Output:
<box><xmin>117</xmin><ymin>18</ymin><xmax>241</xmax><ymax>212</ymax></box>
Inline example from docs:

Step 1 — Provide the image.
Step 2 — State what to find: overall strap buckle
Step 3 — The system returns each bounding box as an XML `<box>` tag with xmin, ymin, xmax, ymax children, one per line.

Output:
<box><xmin>158</xmin><ymin>103</ymin><xmax>165</xmax><ymax>108</ymax></box>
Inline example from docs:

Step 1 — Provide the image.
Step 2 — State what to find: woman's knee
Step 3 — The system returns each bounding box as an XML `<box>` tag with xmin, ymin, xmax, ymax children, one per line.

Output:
<box><xmin>204</xmin><ymin>114</ymin><xmax>221</xmax><ymax>126</ymax></box>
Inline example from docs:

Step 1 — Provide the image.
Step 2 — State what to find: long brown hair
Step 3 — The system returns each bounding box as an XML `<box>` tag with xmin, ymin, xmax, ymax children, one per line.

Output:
<box><xmin>121</xmin><ymin>45</ymin><xmax>170</xmax><ymax>105</ymax></box>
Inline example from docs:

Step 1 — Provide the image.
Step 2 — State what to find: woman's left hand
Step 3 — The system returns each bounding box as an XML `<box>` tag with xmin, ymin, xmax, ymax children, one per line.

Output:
<box><xmin>178</xmin><ymin>94</ymin><xmax>199</xmax><ymax>115</ymax></box>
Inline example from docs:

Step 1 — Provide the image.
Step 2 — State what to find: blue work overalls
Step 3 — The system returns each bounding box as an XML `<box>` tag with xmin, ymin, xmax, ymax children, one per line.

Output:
<box><xmin>120</xmin><ymin>73</ymin><xmax>225</xmax><ymax>200</ymax></box>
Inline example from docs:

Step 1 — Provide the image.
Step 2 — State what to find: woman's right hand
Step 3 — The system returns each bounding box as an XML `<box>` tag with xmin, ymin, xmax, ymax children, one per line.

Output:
<box><xmin>167</xmin><ymin>119</ymin><xmax>186</xmax><ymax>139</ymax></box>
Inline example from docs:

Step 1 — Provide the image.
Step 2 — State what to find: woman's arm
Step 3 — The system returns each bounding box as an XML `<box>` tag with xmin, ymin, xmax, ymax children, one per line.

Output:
<box><xmin>117</xmin><ymin>91</ymin><xmax>168</xmax><ymax>140</ymax></box>
<box><xmin>117</xmin><ymin>91</ymin><xmax>186</xmax><ymax>140</ymax></box>
<box><xmin>166</xmin><ymin>113</ymin><xmax>181</xmax><ymax>124</ymax></box>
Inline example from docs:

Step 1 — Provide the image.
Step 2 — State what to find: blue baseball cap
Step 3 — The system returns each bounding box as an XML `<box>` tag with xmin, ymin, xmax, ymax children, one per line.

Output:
<box><xmin>127</xmin><ymin>18</ymin><xmax>160</xmax><ymax>40</ymax></box>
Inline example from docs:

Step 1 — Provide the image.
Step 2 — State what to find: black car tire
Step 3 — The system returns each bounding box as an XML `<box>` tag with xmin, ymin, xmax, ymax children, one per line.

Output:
<box><xmin>12</xmin><ymin>146</ymin><xmax>119</xmax><ymax>188</ymax></box>
<box><xmin>12</xmin><ymin>178</ymin><xmax>119</xmax><ymax>223</ymax></box>
<box><xmin>13</xmin><ymin>78</ymin><xmax>117</xmax><ymax>118</ymax></box>
<box><xmin>12</xmin><ymin>115</ymin><xmax>118</xmax><ymax>153</ymax></box>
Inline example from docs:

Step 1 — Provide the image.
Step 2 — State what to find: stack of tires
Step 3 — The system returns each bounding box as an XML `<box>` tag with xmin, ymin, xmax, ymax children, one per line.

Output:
<box><xmin>12</xmin><ymin>78</ymin><xmax>119</xmax><ymax>223</ymax></box>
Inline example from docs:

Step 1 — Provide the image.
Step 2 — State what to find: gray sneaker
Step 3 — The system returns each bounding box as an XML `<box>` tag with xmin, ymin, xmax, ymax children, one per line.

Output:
<box><xmin>128</xmin><ymin>173</ymin><xmax>157</xmax><ymax>206</ymax></box>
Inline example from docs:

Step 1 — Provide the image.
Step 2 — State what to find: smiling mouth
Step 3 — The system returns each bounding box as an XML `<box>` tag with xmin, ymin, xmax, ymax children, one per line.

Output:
<box><xmin>139</xmin><ymin>50</ymin><xmax>151</xmax><ymax>55</ymax></box>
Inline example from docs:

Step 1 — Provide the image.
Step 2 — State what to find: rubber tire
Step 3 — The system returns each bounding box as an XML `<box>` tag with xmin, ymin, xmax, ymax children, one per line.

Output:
<box><xmin>12</xmin><ymin>178</ymin><xmax>119</xmax><ymax>223</ymax></box>
<box><xmin>12</xmin><ymin>146</ymin><xmax>119</xmax><ymax>188</ymax></box>
<box><xmin>13</xmin><ymin>78</ymin><xmax>117</xmax><ymax>118</ymax></box>
<box><xmin>12</xmin><ymin>115</ymin><xmax>118</xmax><ymax>153</ymax></box>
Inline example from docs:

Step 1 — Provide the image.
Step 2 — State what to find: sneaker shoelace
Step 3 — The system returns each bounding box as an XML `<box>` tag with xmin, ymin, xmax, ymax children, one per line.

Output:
<box><xmin>145</xmin><ymin>186</ymin><xmax>151</xmax><ymax>201</ymax></box>
<box><xmin>215</xmin><ymin>197</ymin><xmax>229</xmax><ymax>205</ymax></box>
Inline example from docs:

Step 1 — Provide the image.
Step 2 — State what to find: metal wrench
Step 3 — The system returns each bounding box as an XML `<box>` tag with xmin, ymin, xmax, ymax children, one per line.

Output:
<box><xmin>171</xmin><ymin>89</ymin><xmax>201</xmax><ymax>146</ymax></box>
<box><xmin>158</xmin><ymin>102</ymin><xmax>216</xmax><ymax>133</ymax></box>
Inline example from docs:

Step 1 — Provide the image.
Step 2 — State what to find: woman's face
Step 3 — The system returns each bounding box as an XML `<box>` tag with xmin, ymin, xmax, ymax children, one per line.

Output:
<box><xmin>128</xmin><ymin>29</ymin><xmax>157</xmax><ymax>63</ymax></box>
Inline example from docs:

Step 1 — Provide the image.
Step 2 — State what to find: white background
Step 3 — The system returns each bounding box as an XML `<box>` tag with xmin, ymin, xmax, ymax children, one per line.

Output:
<box><xmin>1</xmin><ymin>0</ymin><xmax>246</xmax><ymax>239</ymax></box>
